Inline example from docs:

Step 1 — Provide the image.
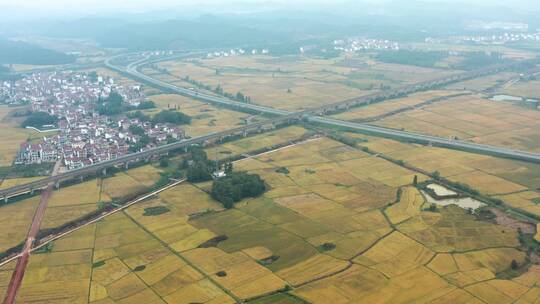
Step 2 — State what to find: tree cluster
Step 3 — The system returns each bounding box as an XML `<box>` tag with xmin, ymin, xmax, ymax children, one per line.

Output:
<box><xmin>0</xmin><ymin>38</ymin><xmax>75</xmax><ymax>65</ymax></box>
<box><xmin>97</xmin><ymin>92</ymin><xmax>124</xmax><ymax>116</ymax></box>
<box><xmin>21</xmin><ymin>111</ymin><xmax>58</xmax><ymax>128</ymax></box>
<box><xmin>211</xmin><ymin>172</ymin><xmax>266</xmax><ymax>209</ymax></box>
<box><xmin>151</xmin><ymin>109</ymin><xmax>191</xmax><ymax>125</ymax></box>
<box><xmin>453</xmin><ymin>52</ymin><xmax>507</xmax><ymax>70</ymax></box>
<box><xmin>375</xmin><ymin>50</ymin><xmax>447</xmax><ymax>68</ymax></box>
<box><xmin>184</xmin><ymin>146</ymin><xmax>214</xmax><ymax>183</ymax></box>
<box><xmin>137</xmin><ymin>100</ymin><xmax>156</xmax><ymax>110</ymax></box>
<box><xmin>128</xmin><ymin>125</ymin><xmax>146</xmax><ymax>136</ymax></box>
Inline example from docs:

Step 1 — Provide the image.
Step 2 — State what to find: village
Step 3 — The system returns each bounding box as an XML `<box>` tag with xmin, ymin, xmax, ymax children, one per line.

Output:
<box><xmin>0</xmin><ymin>71</ymin><xmax>185</xmax><ymax>170</ymax></box>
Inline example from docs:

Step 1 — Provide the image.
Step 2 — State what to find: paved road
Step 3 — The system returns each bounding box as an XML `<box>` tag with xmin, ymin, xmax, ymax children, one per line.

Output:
<box><xmin>116</xmin><ymin>54</ymin><xmax>540</xmax><ymax>163</ymax></box>
<box><xmin>309</xmin><ymin>117</ymin><xmax>540</xmax><ymax>163</ymax></box>
<box><xmin>0</xmin><ymin>54</ymin><xmax>538</xmax><ymax>199</ymax></box>
<box><xmin>2</xmin><ymin>161</ymin><xmax>60</xmax><ymax>304</ymax></box>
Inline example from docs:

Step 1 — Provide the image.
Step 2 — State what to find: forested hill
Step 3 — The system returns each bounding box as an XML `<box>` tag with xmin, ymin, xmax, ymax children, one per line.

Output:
<box><xmin>0</xmin><ymin>38</ymin><xmax>76</xmax><ymax>65</ymax></box>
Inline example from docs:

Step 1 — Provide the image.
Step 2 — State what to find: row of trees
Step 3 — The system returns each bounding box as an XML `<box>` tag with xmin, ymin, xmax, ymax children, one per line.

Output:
<box><xmin>214</xmin><ymin>85</ymin><xmax>252</xmax><ymax>103</ymax></box>
<box><xmin>182</xmin><ymin>76</ymin><xmax>252</xmax><ymax>103</ymax></box>
<box><xmin>375</xmin><ymin>50</ymin><xmax>447</xmax><ymax>68</ymax></box>
<box><xmin>126</xmin><ymin>109</ymin><xmax>191</xmax><ymax>125</ymax></box>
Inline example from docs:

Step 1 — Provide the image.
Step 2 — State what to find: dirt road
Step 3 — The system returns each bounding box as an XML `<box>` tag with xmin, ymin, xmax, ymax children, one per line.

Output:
<box><xmin>2</xmin><ymin>161</ymin><xmax>60</xmax><ymax>304</ymax></box>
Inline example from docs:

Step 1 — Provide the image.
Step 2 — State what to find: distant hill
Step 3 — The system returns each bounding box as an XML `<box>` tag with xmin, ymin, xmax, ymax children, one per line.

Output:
<box><xmin>44</xmin><ymin>17</ymin><xmax>281</xmax><ymax>50</ymax></box>
<box><xmin>0</xmin><ymin>38</ymin><xmax>76</xmax><ymax>65</ymax></box>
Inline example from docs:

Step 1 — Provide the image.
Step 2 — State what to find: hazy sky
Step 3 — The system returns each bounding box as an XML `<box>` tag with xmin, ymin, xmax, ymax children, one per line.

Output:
<box><xmin>0</xmin><ymin>0</ymin><xmax>538</xmax><ymax>19</ymax></box>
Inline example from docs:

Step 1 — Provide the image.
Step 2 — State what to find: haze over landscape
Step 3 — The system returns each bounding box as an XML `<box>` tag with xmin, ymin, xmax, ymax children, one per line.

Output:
<box><xmin>1</xmin><ymin>0</ymin><xmax>540</xmax><ymax>303</ymax></box>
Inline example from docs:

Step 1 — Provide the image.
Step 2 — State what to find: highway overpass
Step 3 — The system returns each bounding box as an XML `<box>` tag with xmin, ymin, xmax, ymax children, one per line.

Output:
<box><xmin>1</xmin><ymin>54</ymin><xmax>538</xmax><ymax>200</ymax></box>
<box><xmin>0</xmin><ymin>116</ymin><xmax>298</xmax><ymax>201</ymax></box>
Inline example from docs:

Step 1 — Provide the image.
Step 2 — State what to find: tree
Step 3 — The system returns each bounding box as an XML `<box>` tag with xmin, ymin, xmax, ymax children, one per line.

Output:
<box><xmin>214</xmin><ymin>85</ymin><xmax>223</xmax><ymax>94</ymax></box>
<box><xmin>187</xmin><ymin>161</ymin><xmax>213</xmax><ymax>182</ymax></box>
<box><xmin>413</xmin><ymin>175</ymin><xmax>418</xmax><ymax>186</ymax></box>
<box><xmin>224</xmin><ymin>162</ymin><xmax>233</xmax><ymax>175</ymax></box>
<box><xmin>432</xmin><ymin>171</ymin><xmax>441</xmax><ymax>180</ymax></box>
<box><xmin>511</xmin><ymin>259</ymin><xmax>519</xmax><ymax>270</ymax></box>
<box><xmin>236</xmin><ymin>92</ymin><xmax>246</xmax><ymax>102</ymax></box>
<box><xmin>128</xmin><ymin>125</ymin><xmax>145</xmax><ymax>136</ymax></box>
<box><xmin>159</xmin><ymin>157</ymin><xmax>169</xmax><ymax>168</ymax></box>
<box><xmin>21</xmin><ymin>112</ymin><xmax>58</xmax><ymax>128</ymax></box>
<box><xmin>88</xmin><ymin>71</ymin><xmax>98</xmax><ymax>82</ymax></box>
<box><xmin>127</xmin><ymin>111</ymin><xmax>150</xmax><ymax>122</ymax></box>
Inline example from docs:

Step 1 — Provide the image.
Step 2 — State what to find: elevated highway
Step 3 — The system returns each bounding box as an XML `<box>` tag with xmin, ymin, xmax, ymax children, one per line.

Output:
<box><xmin>0</xmin><ymin>116</ymin><xmax>298</xmax><ymax>200</ymax></box>
<box><xmin>1</xmin><ymin>54</ymin><xmax>538</xmax><ymax>200</ymax></box>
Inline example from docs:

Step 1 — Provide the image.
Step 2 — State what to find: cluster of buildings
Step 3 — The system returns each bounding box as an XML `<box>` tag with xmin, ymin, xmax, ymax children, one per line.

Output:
<box><xmin>17</xmin><ymin>116</ymin><xmax>185</xmax><ymax>169</ymax></box>
<box><xmin>425</xmin><ymin>31</ymin><xmax>540</xmax><ymax>46</ymax></box>
<box><xmin>333</xmin><ymin>38</ymin><xmax>400</xmax><ymax>52</ymax></box>
<box><xmin>9</xmin><ymin>71</ymin><xmax>186</xmax><ymax>170</ymax></box>
<box><xmin>206</xmin><ymin>48</ymin><xmax>270</xmax><ymax>58</ymax></box>
<box><xmin>466</xmin><ymin>21</ymin><xmax>529</xmax><ymax>32</ymax></box>
<box><xmin>0</xmin><ymin>71</ymin><xmax>146</xmax><ymax>107</ymax></box>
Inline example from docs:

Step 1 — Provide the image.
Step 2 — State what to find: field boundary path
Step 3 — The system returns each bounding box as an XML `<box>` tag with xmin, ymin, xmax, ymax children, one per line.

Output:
<box><xmin>0</xmin><ymin>178</ymin><xmax>187</xmax><ymax>271</ymax></box>
<box><xmin>2</xmin><ymin>160</ymin><xmax>61</xmax><ymax>304</ymax></box>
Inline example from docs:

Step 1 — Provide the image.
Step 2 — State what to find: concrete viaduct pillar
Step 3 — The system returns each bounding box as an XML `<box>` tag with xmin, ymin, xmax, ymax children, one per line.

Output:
<box><xmin>102</xmin><ymin>168</ymin><xmax>107</xmax><ymax>176</ymax></box>
<box><xmin>125</xmin><ymin>162</ymin><xmax>129</xmax><ymax>170</ymax></box>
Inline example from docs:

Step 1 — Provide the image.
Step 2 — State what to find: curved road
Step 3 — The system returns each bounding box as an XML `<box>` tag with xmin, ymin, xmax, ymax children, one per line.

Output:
<box><xmin>0</xmin><ymin>54</ymin><xmax>539</xmax><ymax>199</ymax></box>
<box><xmin>113</xmin><ymin>53</ymin><xmax>540</xmax><ymax>163</ymax></box>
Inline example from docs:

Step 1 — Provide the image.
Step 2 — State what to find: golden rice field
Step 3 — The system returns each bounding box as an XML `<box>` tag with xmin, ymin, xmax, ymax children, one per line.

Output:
<box><xmin>154</xmin><ymin>54</ymin><xmax>455</xmax><ymax>111</ymax></box>
<box><xmin>1</xmin><ymin>132</ymin><xmax>538</xmax><ymax>303</ymax></box>
<box><xmin>0</xmin><ymin>177</ymin><xmax>44</xmax><ymax>189</ymax></box>
<box><xmin>0</xmin><ymin>105</ymin><xmax>60</xmax><ymax>167</ymax></box>
<box><xmin>347</xmin><ymin>132</ymin><xmax>540</xmax><ymax>217</ymax></box>
<box><xmin>149</xmin><ymin>94</ymin><xmax>251</xmax><ymax>137</ymax></box>
<box><xmin>446</xmin><ymin>71</ymin><xmax>519</xmax><ymax>91</ymax></box>
<box><xmin>205</xmin><ymin>126</ymin><xmax>310</xmax><ymax>161</ymax></box>
<box><xmin>332</xmin><ymin>90</ymin><xmax>464</xmax><ymax>122</ymax></box>
<box><xmin>0</xmin><ymin>196</ymin><xmax>40</xmax><ymax>252</ymax></box>
<box><xmin>373</xmin><ymin>94</ymin><xmax>540</xmax><ymax>152</ymax></box>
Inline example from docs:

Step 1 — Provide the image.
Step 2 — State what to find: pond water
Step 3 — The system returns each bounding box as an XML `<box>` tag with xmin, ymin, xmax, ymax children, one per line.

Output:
<box><xmin>490</xmin><ymin>94</ymin><xmax>523</xmax><ymax>102</ymax></box>
<box><xmin>422</xmin><ymin>190</ymin><xmax>486</xmax><ymax>210</ymax></box>
<box><xmin>426</xmin><ymin>184</ymin><xmax>457</xmax><ymax>197</ymax></box>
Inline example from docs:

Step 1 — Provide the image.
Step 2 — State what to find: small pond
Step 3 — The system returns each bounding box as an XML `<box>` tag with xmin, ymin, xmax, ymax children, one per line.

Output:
<box><xmin>422</xmin><ymin>190</ymin><xmax>486</xmax><ymax>210</ymax></box>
